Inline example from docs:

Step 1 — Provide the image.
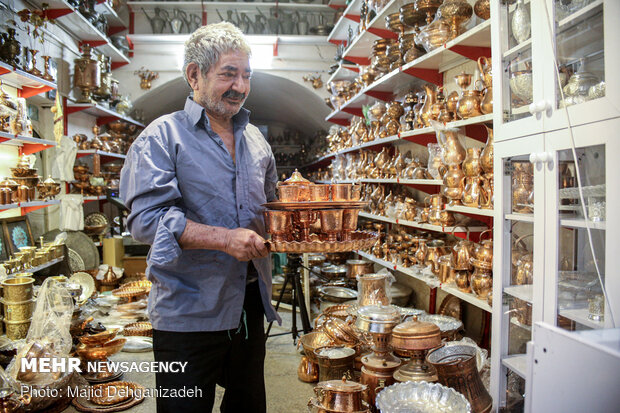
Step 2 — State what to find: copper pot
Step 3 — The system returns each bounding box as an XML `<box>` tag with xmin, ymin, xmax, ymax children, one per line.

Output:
<box><xmin>345</xmin><ymin>260</ymin><xmax>374</xmax><ymax>280</ymax></box>
<box><xmin>298</xmin><ymin>355</ymin><xmax>319</xmax><ymax>383</ymax></box>
<box><xmin>360</xmin><ymin>354</ymin><xmax>401</xmax><ymax>409</ymax></box>
<box><xmin>314</xmin><ymin>377</ymin><xmax>367</xmax><ymax>412</ymax></box>
<box><xmin>314</xmin><ymin>346</ymin><xmax>356</xmax><ymax>382</ymax></box>
<box><xmin>427</xmin><ymin>345</ymin><xmax>493</xmax><ymax>413</ymax></box>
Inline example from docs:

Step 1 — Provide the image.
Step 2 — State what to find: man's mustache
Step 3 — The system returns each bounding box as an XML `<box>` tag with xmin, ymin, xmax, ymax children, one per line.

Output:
<box><xmin>222</xmin><ymin>90</ymin><xmax>246</xmax><ymax>100</ymax></box>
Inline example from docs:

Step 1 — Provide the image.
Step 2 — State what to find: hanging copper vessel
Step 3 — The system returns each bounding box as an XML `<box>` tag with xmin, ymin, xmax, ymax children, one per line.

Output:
<box><xmin>73</xmin><ymin>45</ymin><xmax>101</xmax><ymax>103</ymax></box>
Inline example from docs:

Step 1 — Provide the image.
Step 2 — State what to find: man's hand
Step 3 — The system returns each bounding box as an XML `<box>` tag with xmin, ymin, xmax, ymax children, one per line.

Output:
<box><xmin>223</xmin><ymin>228</ymin><xmax>269</xmax><ymax>261</ymax></box>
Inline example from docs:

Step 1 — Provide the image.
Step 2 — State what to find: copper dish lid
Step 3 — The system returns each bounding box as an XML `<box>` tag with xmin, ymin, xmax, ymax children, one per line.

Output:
<box><xmin>355</xmin><ymin>305</ymin><xmax>401</xmax><ymax>334</ymax></box>
<box><xmin>391</xmin><ymin>317</ymin><xmax>441</xmax><ymax>351</ymax></box>
<box><xmin>317</xmin><ymin>377</ymin><xmax>366</xmax><ymax>393</ymax></box>
<box><xmin>281</xmin><ymin>169</ymin><xmax>312</xmax><ymax>185</ymax></box>
<box><xmin>323</xmin><ymin>318</ymin><xmax>358</xmax><ymax>344</ymax></box>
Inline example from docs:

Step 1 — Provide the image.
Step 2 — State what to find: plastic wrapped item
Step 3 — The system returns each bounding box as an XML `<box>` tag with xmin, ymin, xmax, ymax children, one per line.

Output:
<box><xmin>4</xmin><ymin>278</ymin><xmax>79</xmax><ymax>411</ymax></box>
<box><xmin>430</xmin><ymin>120</ymin><xmax>466</xmax><ymax>166</ymax></box>
<box><xmin>356</xmin><ymin>269</ymin><xmax>395</xmax><ymax>306</ymax></box>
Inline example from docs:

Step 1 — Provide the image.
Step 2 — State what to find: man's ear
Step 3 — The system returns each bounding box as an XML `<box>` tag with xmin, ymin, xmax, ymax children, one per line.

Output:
<box><xmin>186</xmin><ymin>62</ymin><xmax>200</xmax><ymax>91</ymax></box>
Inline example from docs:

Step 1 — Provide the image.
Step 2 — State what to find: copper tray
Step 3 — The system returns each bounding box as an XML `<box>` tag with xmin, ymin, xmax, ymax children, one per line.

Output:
<box><xmin>263</xmin><ymin>200</ymin><xmax>369</xmax><ymax>210</ymax></box>
<box><xmin>122</xmin><ymin>322</ymin><xmax>153</xmax><ymax>337</ymax></box>
<box><xmin>90</xmin><ymin>381</ymin><xmax>139</xmax><ymax>406</ymax></box>
<box><xmin>265</xmin><ymin>231</ymin><xmax>378</xmax><ymax>253</ymax></box>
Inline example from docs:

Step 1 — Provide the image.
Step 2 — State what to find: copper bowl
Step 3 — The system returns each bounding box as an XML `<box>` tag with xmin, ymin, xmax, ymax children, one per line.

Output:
<box><xmin>79</xmin><ymin>329</ymin><xmax>119</xmax><ymax>346</ymax></box>
<box><xmin>10</xmin><ymin>167</ymin><xmax>38</xmax><ymax>177</ymax></box>
<box><xmin>73</xmin><ymin>165</ymin><xmax>89</xmax><ymax>175</ymax></box>
<box><xmin>76</xmin><ymin>338</ymin><xmax>127</xmax><ymax>360</ymax></box>
<box><xmin>300</xmin><ymin>332</ymin><xmax>335</xmax><ymax>364</ymax></box>
<box><xmin>104</xmin><ymin>163</ymin><xmax>123</xmax><ymax>173</ymax></box>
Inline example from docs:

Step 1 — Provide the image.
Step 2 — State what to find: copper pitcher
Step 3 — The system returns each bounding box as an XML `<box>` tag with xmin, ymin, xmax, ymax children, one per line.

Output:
<box><xmin>438</xmin><ymin>255</ymin><xmax>456</xmax><ymax>283</ymax></box>
<box><xmin>427</xmin><ymin>345</ymin><xmax>493</xmax><ymax>413</ymax></box>
<box><xmin>420</xmin><ymin>84</ymin><xmax>438</xmax><ymax>127</ymax></box>
<box><xmin>298</xmin><ymin>355</ymin><xmax>319</xmax><ymax>383</ymax></box>
<box><xmin>425</xmin><ymin>240</ymin><xmax>448</xmax><ymax>274</ymax></box>
<box><xmin>477</xmin><ymin>56</ymin><xmax>492</xmax><ymax>89</ymax></box>
<box><xmin>442</xmin><ymin>164</ymin><xmax>465</xmax><ymax>206</ymax></box>
<box><xmin>414</xmin><ymin>238</ymin><xmax>429</xmax><ymax>265</ymax></box>
<box><xmin>461</xmin><ymin>176</ymin><xmax>490</xmax><ymax>208</ymax></box>
<box><xmin>456</xmin><ymin>89</ymin><xmax>484</xmax><ymax>119</ymax></box>
<box><xmin>462</xmin><ymin>147</ymin><xmax>483</xmax><ymax>177</ymax></box>
<box><xmin>470</xmin><ymin>267</ymin><xmax>493</xmax><ymax>300</ymax></box>
<box><xmin>437</xmin><ymin>129</ymin><xmax>466</xmax><ymax>165</ymax></box>
<box><xmin>480</xmin><ymin>125</ymin><xmax>494</xmax><ymax>175</ymax></box>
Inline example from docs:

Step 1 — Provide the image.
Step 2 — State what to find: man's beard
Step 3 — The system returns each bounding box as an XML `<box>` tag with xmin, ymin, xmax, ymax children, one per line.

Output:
<box><xmin>201</xmin><ymin>90</ymin><xmax>247</xmax><ymax>119</ymax></box>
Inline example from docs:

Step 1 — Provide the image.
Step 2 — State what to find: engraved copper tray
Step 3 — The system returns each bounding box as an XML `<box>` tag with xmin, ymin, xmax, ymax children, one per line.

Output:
<box><xmin>263</xmin><ymin>200</ymin><xmax>369</xmax><ymax>210</ymax></box>
<box><xmin>265</xmin><ymin>231</ymin><xmax>378</xmax><ymax>253</ymax></box>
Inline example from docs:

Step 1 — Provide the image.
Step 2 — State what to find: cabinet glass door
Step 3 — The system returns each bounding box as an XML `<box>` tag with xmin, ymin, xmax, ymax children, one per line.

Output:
<box><xmin>491</xmin><ymin>136</ymin><xmax>545</xmax><ymax>412</ymax></box>
<box><xmin>544</xmin><ymin>119</ymin><xmax>620</xmax><ymax>332</ymax></box>
<box><xmin>543</xmin><ymin>0</ymin><xmax>620</xmax><ymax>130</ymax></box>
<box><xmin>491</xmin><ymin>0</ymin><xmax>545</xmax><ymax>141</ymax></box>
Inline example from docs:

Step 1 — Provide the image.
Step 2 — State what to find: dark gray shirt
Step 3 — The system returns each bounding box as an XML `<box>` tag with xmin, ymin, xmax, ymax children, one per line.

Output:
<box><xmin>120</xmin><ymin>97</ymin><xmax>280</xmax><ymax>331</ymax></box>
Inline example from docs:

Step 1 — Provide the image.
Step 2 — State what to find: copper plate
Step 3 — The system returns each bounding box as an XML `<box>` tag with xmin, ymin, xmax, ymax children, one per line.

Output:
<box><xmin>265</xmin><ymin>231</ymin><xmax>378</xmax><ymax>253</ymax></box>
<box><xmin>263</xmin><ymin>201</ymin><xmax>369</xmax><ymax>210</ymax></box>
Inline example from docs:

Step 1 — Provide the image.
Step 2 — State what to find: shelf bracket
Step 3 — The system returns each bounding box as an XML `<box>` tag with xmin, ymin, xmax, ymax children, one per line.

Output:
<box><xmin>65</xmin><ymin>105</ymin><xmax>90</xmax><ymax>115</ymax></box>
<box><xmin>367</xmin><ymin>27</ymin><xmax>398</xmax><ymax>39</ymax></box>
<box><xmin>345</xmin><ymin>56</ymin><xmax>371</xmax><ymax>66</ymax></box>
<box><xmin>0</xmin><ymin>137</ymin><xmax>9</xmax><ymax>144</ymax></box>
<box><xmin>80</xmin><ymin>40</ymin><xmax>107</xmax><ymax>48</ymax></box>
<box><xmin>329</xmin><ymin>4</ymin><xmax>346</xmax><ymax>10</ymax></box>
<box><xmin>464</xmin><ymin>124</ymin><xmax>491</xmax><ymax>143</ymax></box>
<box><xmin>449</xmin><ymin>45</ymin><xmax>492</xmax><ymax>61</ymax></box>
<box><xmin>344</xmin><ymin>14</ymin><xmax>360</xmax><ymax>23</ymax></box>
<box><xmin>45</xmin><ymin>8</ymin><xmax>73</xmax><ymax>19</ymax></box>
<box><xmin>96</xmin><ymin>116</ymin><xmax>121</xmax><ymax>126</ymax></box>
<box><xmin>342</xmin><ymin>107</ymin><xmax>363</xmax><ymax>117</ymax></box>
<box><xmin>0</xmin><ymin>67</ymin><xmax>10</xmax><ymax>76</ymax></box>
<box><xmin>401</xmin><ymin>67</ymin><xmax>443</xmax><ymax>86</ymax></box>
<box><xmin>20</xmin><ymin>85</ymin><xmax>54</xmax><ymax>98</ymax></box>
<box><xmin>22</xmin><ymin>204</ymin><xmax>51</xmax><ymax>214</ymax></box>
<box><xmin>111</xmin><ymin>61</ymin><xmax>129</xmax><ymax>70</ymax></box>
<box><xmin>108</xmin><ymin>26</ymin><xmax>126</xmax><ymax>36</ymax></box>
<box><xmin>364</xmin><ymin>90</ymin><xmax>393</xmax><ymax>101</ymax></box>
<box><xmin>21</xmin><ymin>143</ymin><xmax>54</xmax><ymax>155</ymax></box>
<box><xmin>403</xmin><ymin>183</ymin><xmax>441</xmax><ymax>193</ymax></box>
<box><xmin>329</xmin><ymin>39</ymin><xmax>347</xmax><ymax>46</ymax></box>
<box><xmin>329</xmin><ymin>118</ymin><xmax>351</xmax><ymax>126</ymax></box>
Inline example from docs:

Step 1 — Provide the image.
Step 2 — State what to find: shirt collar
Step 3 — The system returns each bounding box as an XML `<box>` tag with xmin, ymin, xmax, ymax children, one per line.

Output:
<box><xmin>184</xmin><ymin>96</ymin><xmax>251</xmax><ymax>131</ymax></box>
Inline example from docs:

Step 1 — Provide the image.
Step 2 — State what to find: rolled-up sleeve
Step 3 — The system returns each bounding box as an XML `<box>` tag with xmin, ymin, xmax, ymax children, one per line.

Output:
<box><xmin>120</xmin><ymin>132</ymin><xmax>186</xmax><ymax>266</ymax></box>
<box><xmin>264</xmin><ymin>148</ymin><xmax>277</xmax><ymax>202</ymax></box>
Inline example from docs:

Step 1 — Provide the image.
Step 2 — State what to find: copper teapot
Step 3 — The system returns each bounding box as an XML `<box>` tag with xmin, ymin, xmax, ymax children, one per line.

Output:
<box><xmin>470</xmin><ymin>229</ymin><xmax>493</xmax><ymax>270</ymax></box>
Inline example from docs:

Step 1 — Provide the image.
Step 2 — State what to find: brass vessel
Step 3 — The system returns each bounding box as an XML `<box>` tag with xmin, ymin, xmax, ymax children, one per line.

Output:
<box><xmin>73</xmin><ymin>45</ymin><xmax>101</xmax><ymax>103</ymax></box>
<box><xmin>437</xmin><ymin>0</ymin><xmax>473</xmax><ymax>39</ymax></box>
<box><xmin>392</xmin><ymin>317</ymin><xmax>442</xmax><ymax>383</ymax></box>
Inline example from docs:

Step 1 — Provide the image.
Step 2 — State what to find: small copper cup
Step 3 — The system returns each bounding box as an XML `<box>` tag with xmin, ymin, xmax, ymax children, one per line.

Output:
<box><xmin>294</xmin><ymin>210</ymin><xmax>318</xmax><ymax>242</ymax></box>
<box><xmin>310</xmin><ymin>185</ymin><xmax>331</xmax><ymax>202</ymax></box>
<box><xmin>263</xmin><ymin>210</ymin><xmax>293</xmax><ymax>242</ymax></box>
<box><xmin>319</xmin><ymin>210</ymin><xmax>344</xmax><ymax>242</ymax></box>
<box><xmin>341</xmin><ymin>209</ymin><xmax>360</xmax><ymax>241</ymax></box>
<box><xmin>331</xmin><ymin>184</ymin><xmax>352</xmax><ymax>201</ymax></box>
<box><xmin>277</xmin><ymin>185</ymin><xmax>299</xmax><ymax>202</ymax></box>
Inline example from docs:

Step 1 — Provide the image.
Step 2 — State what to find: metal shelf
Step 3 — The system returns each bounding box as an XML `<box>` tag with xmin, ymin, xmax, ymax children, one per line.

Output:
<box><xmin>356</xmin><ymin>250</ymin><xmax>492</xmax><ymax>313</ymax></box>
<box><xmin>24</xmin><ymin>256</ymin><xmax>65</xmax><ymax>273</ymax></box>
<box><xmin>559</xmin><ymin>217</ymin><xmax>606</xmax><ymax>230</ymax></box>
<box><xmin>504</xmin><ymin>284</ymin><xmax>533</xmax><ymax>304</ymax></box>
<box><xmin>0</xmin><ymin>62</ymin><xmax>56</xmax><ymax>98</ymax></box>
<box><xmin>326</xmin><ymin>64</ymin><xmax>360</xmax><ymax>84</ymax></box>
<box><xmin>66</xmin><ymin>100</ymin><xmax>145</xmax><ymax>128</ymax></box>
<box><xmin>0</xmin><ymin>132</ymin><xmax>57</xmax><ymax>155</ymax></box>
<box><xmin>502</xmin><ymin>354</ymin><xmax>527</xmax><ymax>379</ymax></box>
<box><xmin>358</xmin><ymin>211</ymin><xmax>488</xmax><ymax>234</ymax></box>
<box><xmin>560</xmin><ymin>308</ymin><xmax>604</xmax><ymax>330</ymax></box>
<box><xmin>129</xmin><ymin>1</ymin><xmax>333</xmax><ymax>11</ymax></box>
<box><xmin>505</xmin><ymin>213</ymin><xmax>535</xmax><ymax>222</ymax></box>
<box><xmin>0</xmin><ymin>199</ymin><xmax>60</xmax><ymax>214</ymax></box>
<box><xmin>327</xmin><ymin>0</ymin><xmax>362</xmax><ymax>42</ymax></box>
<box><xmin>77</xmin><ymin>149</ymin><xmax>127</xmax><ymax>162</ymax></box>
<box><xmin>445</xmin><ymin>205</ymin><xmax>495</xmax><ymax>217</ymax></box>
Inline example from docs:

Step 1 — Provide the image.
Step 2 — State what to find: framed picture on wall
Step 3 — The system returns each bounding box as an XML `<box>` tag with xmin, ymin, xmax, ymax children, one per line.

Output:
<box><xmin>2</xmin><ymin>216</ymin><xmax>34</xmax><ymax>255</ymax></box>
<box><xmin>0</xmin><ymin>229</ymin><xmax>8</xmax><ymax>262</ymax></box>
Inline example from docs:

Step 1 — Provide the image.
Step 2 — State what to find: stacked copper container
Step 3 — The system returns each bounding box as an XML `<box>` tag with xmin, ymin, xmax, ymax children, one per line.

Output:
<box><xmin>1</xmin><ymin>276</ymin><xmax>35</xmax><ymax>340</ymax></box>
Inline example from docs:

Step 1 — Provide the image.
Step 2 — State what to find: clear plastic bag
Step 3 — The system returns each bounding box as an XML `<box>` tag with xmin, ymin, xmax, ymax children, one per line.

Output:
<box><xmin>356</xmin><ymin>269</ymin><xmax>395</xmax><ymax>306</ymax></box>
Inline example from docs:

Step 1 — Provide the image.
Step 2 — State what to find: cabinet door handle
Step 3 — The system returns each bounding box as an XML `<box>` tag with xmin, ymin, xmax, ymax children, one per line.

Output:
<box><xmin>529</xmin><ymin>152</ymin><xmax>553</xmax><ymax>165</ymax></box>
<box><xmin>528</xmin><ymin>100</ymin><xmax>551</xmax><ymax>115</ymax></box>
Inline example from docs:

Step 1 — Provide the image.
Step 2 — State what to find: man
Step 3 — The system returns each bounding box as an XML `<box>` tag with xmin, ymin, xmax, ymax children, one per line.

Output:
<box><xmin>120</xmin><ymin>22</ymin><xmax>279</xmax><ymax>413</ymax></box>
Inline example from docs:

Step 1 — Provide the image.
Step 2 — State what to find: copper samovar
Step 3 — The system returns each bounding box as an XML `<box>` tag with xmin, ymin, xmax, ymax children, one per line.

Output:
<box><xmin>73</xmin><ymin>45</ymin><xmax>101</xmax><ymax>103</ymax></box>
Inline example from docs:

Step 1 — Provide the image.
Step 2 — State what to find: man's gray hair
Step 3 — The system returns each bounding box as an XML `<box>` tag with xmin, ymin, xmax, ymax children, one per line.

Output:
<box><xmin>183</xmin><ymin>22</ymin><xmax>252</xmax><ymax>83</ymax></box>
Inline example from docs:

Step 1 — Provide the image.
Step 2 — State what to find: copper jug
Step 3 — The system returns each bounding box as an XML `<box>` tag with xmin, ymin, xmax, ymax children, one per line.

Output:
<box><xmin>461</xmin><ymin>176</ymin><xmax>490</xmax><ymax>208</ymax></box>
<box><xmin>477</xmin><ymin>56</ymin><xmax>492</xmax><ymax>89</ymax></box>
<box><xmin>414</xmin><ymin>238</ymin><xmax>429</xmax><ymax>265</ymax></box>
<box><xmin>427</xmin><ymin>345</ymin><xmax>493</xmax><ymax>413</ymax></box>
<box><xmin>512</xmin><ymin>164</ymin><xmax>534</xmax><ymax>213</ymax></box>
<box><xmin>480</xmin><ymin>125</ymin><xmax>494</xmax><ymax>174</ymax></box>
<box><xmin>456</xmin><ymin>89</ymin><xmax>483</xmax><ymax>119</ymax></box>
<box><xmin>420</xmin><ymin>84</ymin><xmax>438</xmax><ymax>127</ymax></box>
<box><xmin>425</xmin><ymin>240</ymin><xmax>448</xmax><ymax>274</ymax></box>
<box><xmin>298</xmin><ymin>355</ymin><xmax>319</xmax><ymax>382</ymax></box>
<box><xmin>462</xmin><ymin>147</ymin><xmax>483</xmax><ymax>177</ymax></box>
<box><xmin>480</xmin><ymin>85</ymin><xmax>493</xmax><ymax>114</ymax></box>
<box><xmin>442</xmin><ymin>164</ymin><xmax>465</xmax><ymax>206</ymax></box>
<box><xmin>437</xmin><ymin>129</ymin><xmax>466</xmax><ymax>165</ymax></box>
<box><xmin>470</xmin><ymin>267</ymin><xmax>493</xmax><ymax>300</ymax></box>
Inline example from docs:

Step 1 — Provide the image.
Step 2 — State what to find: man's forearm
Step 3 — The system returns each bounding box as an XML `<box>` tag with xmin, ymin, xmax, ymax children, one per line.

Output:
<box><xmin>178</xmin><ymin>219</ymin><xmax>228</xmax><ymax>251</ymax></box>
